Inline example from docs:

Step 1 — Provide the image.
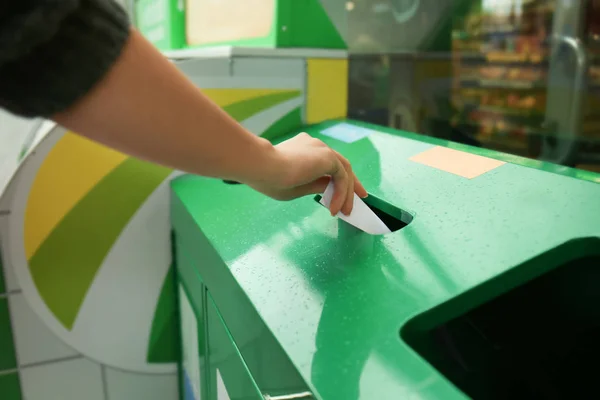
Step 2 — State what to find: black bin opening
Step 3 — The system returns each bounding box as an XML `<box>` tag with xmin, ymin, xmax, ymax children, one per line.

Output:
<box><xmin>314</xmin><ymin>194</ymin><xmax>412</xmax><ymax>233</ymax></box>
<box><xmin>362</xmin><ymin>197</ymin><xmax>409</xmax><ymax>232</ymax></box>
<box><xmin>403</xmin><ymin>255</ymin><xmax>600</xmax><ymax>400</ymax></box>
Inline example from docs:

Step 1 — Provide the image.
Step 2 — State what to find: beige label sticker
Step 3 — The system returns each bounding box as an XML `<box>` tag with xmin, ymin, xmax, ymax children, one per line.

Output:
<box><xmin>186</xmin><ymin>0</ymin><xmax>275</xmax><ymax>46</ymax></box>
<box><xmin>410</xmin><ymin>146</ymin><xmax>505</xmax><ymax>179</ymax></box>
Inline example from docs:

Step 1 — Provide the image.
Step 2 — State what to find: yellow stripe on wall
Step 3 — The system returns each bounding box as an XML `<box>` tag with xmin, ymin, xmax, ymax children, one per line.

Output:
<box><xmin>202</xmin><ymin>88</ymin><xmax>294</xmax><ymax>108</ymax></box>
<box><xmin>306</xmin><ymin>59</ymin><xmax>348</xmax><ymax>124</ymax></box>
<box><xmin>24</xmin><ymin>133</ymin><xmax>127</xmax><ymax>259</ymax></box>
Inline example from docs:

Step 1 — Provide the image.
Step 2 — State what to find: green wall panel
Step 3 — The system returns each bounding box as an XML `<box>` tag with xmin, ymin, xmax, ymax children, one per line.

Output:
<box><xmin>0</xmin><ymin>298</ymin><xmax>17</xmax><ymax>371</ymax></box>
<box><xmin>0</xmin><ymin>373</ymin><xmax>22</xmax><ymax>400</ymax></box>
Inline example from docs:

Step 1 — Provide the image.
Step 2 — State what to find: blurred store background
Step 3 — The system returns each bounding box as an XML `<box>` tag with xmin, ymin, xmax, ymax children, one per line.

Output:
<box><xmin>336</xmin><ymin>0</ymin><xmax>600</xmax><ymax>173</ymax></box>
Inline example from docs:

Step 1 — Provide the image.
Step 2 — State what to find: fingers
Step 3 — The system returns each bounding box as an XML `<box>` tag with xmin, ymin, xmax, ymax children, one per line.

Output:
<box><xmin>354</xmin><ymin>175</ymin><xmax>368</xmax><ymax>198</ymax></box>
<box><xmin>321</xmin><ymin>147</ymin><xmax>366</xmax><ymax>216</ymax></box>
<box><xmin>274</xmin><ymin>134</ymin><xmax>367</xmax><ymax>215</ymax></box>
<box><xmin>344</xmin><ymin>175</ymin><xmax>355</xmax><ymax>216</ymax></box>
<box><xmin>333</xmin><ymin>151</ymin><xmax>355</xmax><ymax>216</ymax></box>
<box><xmin>330</xmin><ymin>149</ymin><xmax>367</xmax><ymax>199</ymax></box>
<box><xmin>327</xmin><ymin>156</ymin><xmax>349</xmax><ymax>216</ymax></box>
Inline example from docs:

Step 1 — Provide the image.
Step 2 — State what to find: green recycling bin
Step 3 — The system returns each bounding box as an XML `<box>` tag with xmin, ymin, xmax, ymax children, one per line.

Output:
<box><xmin>172</xmin><ymin>120</ymin><xmax>600</xmax><ymax>400</ymax></box>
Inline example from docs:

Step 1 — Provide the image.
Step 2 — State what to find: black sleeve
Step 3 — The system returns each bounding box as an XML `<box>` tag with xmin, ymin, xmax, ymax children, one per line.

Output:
<box><xmin>0</xmin><ymin>0</ymin><xmax>131</xmax><ymax>118</ymax></box>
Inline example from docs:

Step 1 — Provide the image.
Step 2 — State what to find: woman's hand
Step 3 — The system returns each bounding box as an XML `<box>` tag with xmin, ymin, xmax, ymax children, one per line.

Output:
<box><xmin>245</xmin><ymin>133</ymin><xmax>368</xmax><ymax>216</ymax></box>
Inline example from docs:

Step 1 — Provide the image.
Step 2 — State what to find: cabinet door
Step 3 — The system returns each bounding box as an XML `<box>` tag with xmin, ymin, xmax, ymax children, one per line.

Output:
<box><xmin>206</xmin><ymin>294</ymin><xmax>264</xmax><ymax>400</ymax></box>
<box><xmin>177</xmin><ymin>241</ymin><xmax>209</xmax><ymax>400</ymax></box>
<box><xmin>179</xmin><ymin>283</ymin><xmax>206</xmax><ymax>400</ymax></box>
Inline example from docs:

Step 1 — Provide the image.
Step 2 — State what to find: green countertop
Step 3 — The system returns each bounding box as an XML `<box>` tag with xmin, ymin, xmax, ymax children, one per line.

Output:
<box><xmin>171</xmin><ymin>120</ymin><xmax>600</xmax><ymax>400</ymax></box>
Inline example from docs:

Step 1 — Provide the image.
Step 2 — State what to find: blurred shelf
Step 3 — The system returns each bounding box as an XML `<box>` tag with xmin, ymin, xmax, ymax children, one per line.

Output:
<box><xmin>349</xmin><ymin>51</ymin><xmax>457</xmax><ymax>60</ymax></box>
<box><xmin>576</xmin><ymin>164</ymin><xmax>600</xmax><ymax>173</ymax></box>
<box><xmin>454</xmin><ymin>51</ymin><xmax>548</xmax><ymax>65</ymax></box>
<box><xmin>475</xmin><ymin>105</ymin><xmax>544</xmax><ymax>119</ymax></box>
<box><xmin>448</xmin><ymin>0</ymin><xmax>600</xmax><ymax>167</ymax></box>
<box><xmin>454</xmin><ymin>119</ymin><xmax>539</xmax><ymax>137</ymax></box>
<box><xmin>475</xmin><ymin>133</ymin><xmax>530</xmax><ymax>152</ymax></box>
<box><xmin>460</xmin><ymin>78</ymin><xmax>545</xmax><ymax>89</ymax></box>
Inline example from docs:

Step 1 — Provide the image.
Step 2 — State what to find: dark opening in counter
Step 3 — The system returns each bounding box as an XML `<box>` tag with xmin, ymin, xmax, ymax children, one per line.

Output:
<box><xmin>314</xmin><ymin>193</ymin><xmax>413</xmax><ymax>233</ymax></box>
<box><xmin>402</xmin><ymin>246</ymin><xmax>600</xmax><ymax>400</ymax></box>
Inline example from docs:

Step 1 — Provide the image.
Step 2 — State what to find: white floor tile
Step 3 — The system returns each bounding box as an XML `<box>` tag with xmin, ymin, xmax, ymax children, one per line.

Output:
<box><xmin>20</xmin><ymin>357</ymin><xmax>104</xmax><ymax>400</ymax></box>
<box><xmin>105</xmin><ymin>368</ymin><xmax>178</xmax><ymax>400</ymax></box>
<box><xmin>9</xmin><ymin>293</ymin><xmax>78</xmax><ymax>366</ymax></box>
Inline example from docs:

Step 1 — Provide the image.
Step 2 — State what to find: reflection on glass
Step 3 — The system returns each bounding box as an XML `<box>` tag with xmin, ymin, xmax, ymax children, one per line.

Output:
<box><xmin>451</xmin><ymin>0</ymin><xmax>552</xmax><ymax>159</ymax></box>
<box><xmin>341</xmin><ymin>0</ymin><xmax>600</xmax><ymax>173</ymax></box>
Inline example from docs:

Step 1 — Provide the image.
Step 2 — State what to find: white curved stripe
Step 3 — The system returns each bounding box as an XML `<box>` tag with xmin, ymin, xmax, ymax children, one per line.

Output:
<box><xmin>241</xmin><ymin>96</ymin><xmax>304</xmax><ymax>136</ymax></box>
<box><xmin>73</xmin><ymin>171</ymin><xmax>182</xmax><ymax>374</ymax></box>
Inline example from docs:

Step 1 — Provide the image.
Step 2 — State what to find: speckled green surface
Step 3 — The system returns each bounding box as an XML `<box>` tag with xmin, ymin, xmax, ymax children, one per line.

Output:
<box><xmin>172</xmin><ymin>120</ymin><xmax>600</xmax><ymax>399</ymax></box>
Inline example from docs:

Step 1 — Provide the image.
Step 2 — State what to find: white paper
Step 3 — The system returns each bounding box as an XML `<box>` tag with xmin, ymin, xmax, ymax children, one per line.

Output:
<box><xmin>320</xmin><ymin>181</ymin><xmax>392</xmax><ymax>235</ymax></box>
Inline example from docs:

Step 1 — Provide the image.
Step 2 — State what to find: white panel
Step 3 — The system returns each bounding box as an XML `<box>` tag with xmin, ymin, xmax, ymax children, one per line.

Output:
<box><xmin>176</xmin><ymin>56</ymin><xmax>303</xmax><ymax>90</ymax></box>
<box><xmin>20</xmin><ymin>357</ymin><xmax>104</xmax><ymax>400</ymax></box>
<box><xmin>9</xmin><ymin>293</ymin><xmax>78</xmax><ymax>366</ymax></box>
<box><xmin>232</xmin><ymin>58</ymin><xmax>304</xmax><ymax>78</ymax></box>
<box><xmin>105</xmin><ymin>368</ymin><xmax>178</xmax><ymax>400</ymax></box>
<box><xmin>180</xmin><ymin>285</ymin><xmax>201</xmax><ymax>400</ymax></box>
<box><xmin>0</xmin><ymin>110</ymin><xmax>39</xmax><ymax>199</ymax></box>
<box><xmin>1</xmin><ymin>125</ymin><xmax>65</xmax><ymax>216</ymax></box>
<box><xmin>175</xmin><ymin>58</ymin><xmax>231</xmax><ymax>79</ymax></box>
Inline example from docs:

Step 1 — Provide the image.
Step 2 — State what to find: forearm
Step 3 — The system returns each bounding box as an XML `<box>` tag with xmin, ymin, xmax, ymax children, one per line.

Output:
<box><xmin>54</xmin><ymin>30</ymin><xmax>278</xmax><ymax>184</ymax></box>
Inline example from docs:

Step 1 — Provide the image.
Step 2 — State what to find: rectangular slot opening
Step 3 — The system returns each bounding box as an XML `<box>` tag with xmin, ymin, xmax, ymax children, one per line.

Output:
<box><xmin>313</xmin><ymin>193</ymin><xmax>412</xmax><ymax>233</ymax></box>
<box><xmin>402</xmin><ymin>253</ymin><xmax>600</xmax><ymax>399</ymax></box>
